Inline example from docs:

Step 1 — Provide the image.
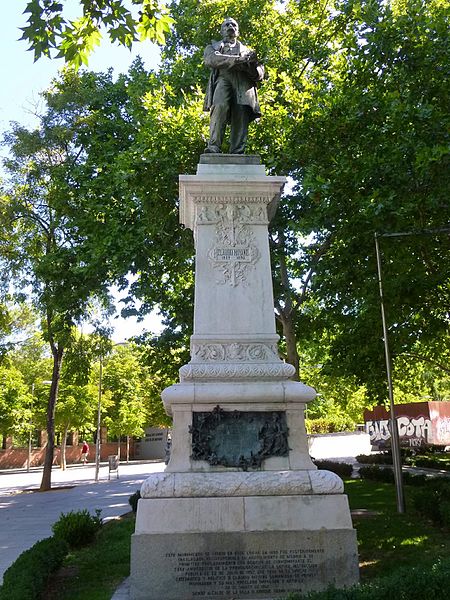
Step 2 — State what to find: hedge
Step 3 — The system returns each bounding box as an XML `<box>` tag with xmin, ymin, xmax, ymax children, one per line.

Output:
<box><xmin>314</xmin><ymin>460</ymin><xmax>353</xmax><ymax>478</ymax></box>
<box><xmin>358</xmin><ymin>464</ymin><xmax>450</xmax><ymax>526</ymax></box>
<box><xmin>356</xmin><ymin>453</ymin><xmax>393</xmax><ymax>465</ymax></box>
<box><xmin>0</xmin><ymin>536</ymin><xmax>68</xmax><ymax>600</ymax></box>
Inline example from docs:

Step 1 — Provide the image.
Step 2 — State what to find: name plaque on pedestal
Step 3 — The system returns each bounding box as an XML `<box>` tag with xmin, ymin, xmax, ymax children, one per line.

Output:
<box><xmin>190</xmin><ymin>406</ymin><xmax>289</xmax><ymax>469</ymax></box>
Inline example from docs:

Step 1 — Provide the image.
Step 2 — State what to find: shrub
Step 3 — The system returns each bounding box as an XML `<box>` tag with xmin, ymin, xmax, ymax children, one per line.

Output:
<box><xmin>306</xmin><ymin>416</ymin><xmax>356</xmax><ymax>434</ymax></box>
<box><xmin>358</xmin><ymin>465</ymin><xmax>395</xmax><ymax>483</ymax></box>
<box><xmin>129</xmin><ymin>489</ymin><xmax>141</xmax><ymax>513</ymax></box>
<box><xmin>411</xmin><ymin>479</ymin><xmax>450</xmax><ymax>526</ymax></box>
<box><xmin>356</xmin><ymin>452</ymin><xmax>393</xmax><ymax>465</ymax></box>
<box><xmin>52</xmin><ymin>509</ymin><xmax>102</xmax><ymax>548</ymax></box>
<box><xmin>0</xmin><ymin>536</ymin><xmax>68</xmax><ymax>600</ymax></box>
<box><xmin>402</xmin><ymin>471</ymin><xmax>428</xmax><ymax>486</ymax></box>
<box><xmin>286</xmin><ymin>556</ymin><xmax>450</xmax><ymax>599</ymax></box>
<box><xmin>314</xmin><ymin>460</ymin><xmax>353</xmax><ymax>478</ymax></box>
<box><xmin>439</xmin><ymin>500</ymin><xmax>450</xmax><ymax>528</ymax></box>
<box><xmin>413</xmin><ymin>456</ymin><xmax>450</xmax><ymax>471</ymax></box>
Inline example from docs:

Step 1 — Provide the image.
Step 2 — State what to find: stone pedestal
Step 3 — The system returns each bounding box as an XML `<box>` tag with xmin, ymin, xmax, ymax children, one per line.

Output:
<box><xmin>130</xmin><ymin>155</ymin><xmax>359</xmax><ymax>599</ymax></box>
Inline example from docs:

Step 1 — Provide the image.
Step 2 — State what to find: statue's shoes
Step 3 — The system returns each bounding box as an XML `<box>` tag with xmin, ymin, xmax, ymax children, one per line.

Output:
<box><xmin>203</xmin><ymin>146</ymin><xmax>220</xmax><ymax>153</ymax></box>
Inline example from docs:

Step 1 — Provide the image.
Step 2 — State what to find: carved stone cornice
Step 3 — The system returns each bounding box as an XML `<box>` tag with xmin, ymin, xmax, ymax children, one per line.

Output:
<box><xmin>191</xmin><ymin>342</ymin><xmax>279</xmax><ymax>362</ymax></box>
<box><xmin>179</xmin><ymin>362</ymin><xmax>296</xmax><ymax>382</ymax></box>
<box><xmin>196</xmin><ymin>202</ymin><xmax>268</xmax><ymax>226</ymax></box>
<box><xmin>179</xmin><ymin>173</ymin><xmax>286</xmax><ymax>230</ymax></box>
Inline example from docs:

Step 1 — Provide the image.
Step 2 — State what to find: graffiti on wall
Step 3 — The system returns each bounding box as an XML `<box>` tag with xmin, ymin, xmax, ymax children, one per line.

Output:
<box><xmin>366</xmin><ymin>416</ymin><xmax>432</xmax><ymax>447</ymax></box>
<box><xmin>436</xmin><ymin>417</ymin><xmax>450</xmax><ymax>444</ymax></box>
<box><xmin>365</xmin><ymin>420</ymin><xmax>391</xmax><ymax>443</ymax></box>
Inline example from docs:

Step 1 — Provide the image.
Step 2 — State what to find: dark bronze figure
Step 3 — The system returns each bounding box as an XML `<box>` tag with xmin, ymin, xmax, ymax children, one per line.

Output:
<box><xmin>203</xmin><ymin>17</ymin><xmax>264</xmax><ymax>154</ymax></box>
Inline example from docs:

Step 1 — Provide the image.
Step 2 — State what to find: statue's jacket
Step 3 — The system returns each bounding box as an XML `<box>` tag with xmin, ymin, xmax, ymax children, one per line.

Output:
<box><xmin>203</xmin><ymin>40</ymin><xmax>264</xmax><ymax>121</ymax></box>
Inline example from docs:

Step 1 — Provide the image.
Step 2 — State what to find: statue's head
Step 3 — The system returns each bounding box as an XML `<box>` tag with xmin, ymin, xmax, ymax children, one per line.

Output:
<box><xmin>221</xmin><ymin>17</ymin><xmax>239</xmax><ymax>42</ymax></box>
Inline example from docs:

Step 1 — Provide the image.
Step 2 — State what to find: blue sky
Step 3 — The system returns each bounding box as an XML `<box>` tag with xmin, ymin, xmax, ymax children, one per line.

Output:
<box><xmin>2</xmin><ymin>2</ymin><xmax>163</xmax><ymax>341</ymax></box>
<box><xmin>1</xmin><ymin>2</ymin><xmax>160</xmax><ymax>131</ymax></box>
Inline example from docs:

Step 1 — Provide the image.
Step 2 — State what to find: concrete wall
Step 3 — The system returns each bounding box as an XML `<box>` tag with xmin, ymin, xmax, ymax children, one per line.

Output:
<box><xmin>308</xmin><ymin>431</ymin><xmax>372</xmax><ymax>460</ymax></box>
<box><xmin>134</xmin><ymin>428</ymin><xmax>169</xmax><ymax>460</ymax></box>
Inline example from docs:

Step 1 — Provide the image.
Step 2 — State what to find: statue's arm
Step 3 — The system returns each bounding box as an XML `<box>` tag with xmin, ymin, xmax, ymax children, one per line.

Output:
<box><xmin>234</xmin><ymin>57</ymin><xmax>265</xmax><ymax>82</ymax></box>
<box><xmin>204</xmin><ymin>44</ymin><xmax>240</xmax><ymax>69</ymax></box>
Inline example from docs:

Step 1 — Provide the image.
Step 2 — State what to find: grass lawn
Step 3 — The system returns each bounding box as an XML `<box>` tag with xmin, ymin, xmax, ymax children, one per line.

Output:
<box><xmin>42</xmin><ymin>478</ymin><xmax>450</xmax><ymax>598</ymax></box>
<box><xmin>44</xmin><ymin>513</ymin><xmax>135</xmax><ymax>600</ymax></box>
<box><xmin>345</xmin><ymin>478</ymin><xmax>450</xmax><ymax>581</ymax></box>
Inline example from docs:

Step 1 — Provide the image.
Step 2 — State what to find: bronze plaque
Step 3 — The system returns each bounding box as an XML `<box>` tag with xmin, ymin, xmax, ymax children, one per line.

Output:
<box><xmin>190</xmin><ymin>406</ymin><xmax>289</xmax><ymax>469</ymax></box>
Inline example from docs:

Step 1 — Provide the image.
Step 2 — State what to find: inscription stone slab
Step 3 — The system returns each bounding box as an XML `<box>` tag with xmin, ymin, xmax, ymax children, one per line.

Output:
<box><xmin>131</xmin><ymin>529</ymin><xmax>359</xmax><ymax>600</ymax></box>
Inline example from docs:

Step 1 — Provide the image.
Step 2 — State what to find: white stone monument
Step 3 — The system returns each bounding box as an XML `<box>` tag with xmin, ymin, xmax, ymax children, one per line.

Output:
<box><xmin>130</xmin><ymin>155</ymin><xmax>359</xmax><ymax>600</ymax></box>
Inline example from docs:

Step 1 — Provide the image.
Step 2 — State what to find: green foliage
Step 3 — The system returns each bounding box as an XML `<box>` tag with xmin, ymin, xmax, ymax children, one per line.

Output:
<box><xmin>52</xmin><ymin>509</ymin><xmax>102</xmax><ymax>548</ymax></box>
<box><xmin>358</xmin><ymin>464</ymin><xmax>450</xmax><ymax>523</ymax></box>
<box><xmin>356</xmin><ymin>453</ymin><xmax>393</xmax><ymax>465</ymax></box>
<box><xmin>39</xmin><ymin>516</ymin><xmax>135</xmax><ymax>600</ymax></box>
<box><xmin>411</xmin><ymin>479</ymin><xmax>450</xmax><ymax>526</ymax></box>
<box><xmin>6</xmin><ymin>0</ymin><xmax>449</xmax><ymax>426</ymax></box>
<box><xmin>102</xmin><ymin>344</ymin><xmax>149</xmax><ymax>439</ymax></box>
<box><xmin>439</xmin><ymin>501</ymin><xmax>450</xmax><ymax>528</ymax></box>
<box><xmin>0</xmin><ymin>536</ymin><xmax>68</xmax><ymax>600</ymax></box>
<box><xmin>313</xmin><ymin>460</ymin><xmax>353</xmax><ymax>478</ymax></box>
<box><xmin>306</xmin><ymin>415</ymin><xmax>356</xmax><ymax>434</ymax></box>
<box><xmin>287</xmin><ymin>0</ymin><xmax>450</xmax><ymax>396</ymax></box>
<box><xmin>359</xmin><ymin>465</ymin><xmax>395</xmax><ymax>483</ymax></box>
<box><xmin>0</xmin><ymin>360</ymin><xmax>30</xmax><ymax>437</ymax></box>
<box><xmin>301</xmin><ymin>359</ymin><xmax>374</xmax><ymax>424</ymax></box>
<box><xmin>411</xmin><ymin>454</ymin><xmax>450</xmax><ymax>471</ymax></box>
<box><xmin>358</xmin><ymin>451</ymin><xmax>450</xmax><ymax>471</ymax></box>
<box><xmin>128</xmin><ymin>489</ymin><xmax>141</xmax><ymax>513</ymax></box>
<box><xmin>20</xmin><ymin>0</ymin><xmax>174</xmax><ymax>67</ymax></box>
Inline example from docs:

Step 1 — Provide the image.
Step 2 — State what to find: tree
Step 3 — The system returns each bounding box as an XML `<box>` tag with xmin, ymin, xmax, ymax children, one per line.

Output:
<box><xmin>102</xmin><ymin>344</ymin><xmax>148</xmax><ymax>461</ymax></box>
<box><xmin>0</xmin><ymin>299</ymin><xmax>39</xmax><ymax>359</ymax></box>
<box><xmin>285</xmin><ymin>0</ymin><xmax>450</xmax><ymax>396</ymax></box>
<box><xmin>0</xmin><ymin>360</ymin><xmax>30</xmax><ymax>448</ymax></box>
<box><xmin>1</xmin><ymin>90</ymin><xmax>114</xmax><ymax>490</ymax></box>
<box><xmin>131</xmin><ymin>0</ymin><xmax>448</xmax><ymax>399</ymax></box>
<box><xmin>20</xmin><ymin>0</ymin><xmax>174</xmax><ymax>67</ymax></box>
<box><xmin>55</xmin><ymin>382</ymin><xmax>97</xmax><ymax>469</ymax></box>
<box><xmin>7</xmin><ymin>0</ymin><xmax>448</xmax><ymax>432</ymax></box>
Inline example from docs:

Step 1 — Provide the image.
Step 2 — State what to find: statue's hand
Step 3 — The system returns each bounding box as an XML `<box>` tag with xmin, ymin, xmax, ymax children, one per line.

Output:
<box><xmin>235</xmin><ymin>51</ymin><xmax>257</xmax><ymax>64</ymax></box>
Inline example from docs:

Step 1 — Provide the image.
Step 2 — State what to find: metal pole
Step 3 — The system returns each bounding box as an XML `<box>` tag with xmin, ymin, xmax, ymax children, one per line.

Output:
<box><xmin>27</xmin><ymin>383</ymin><xmax>35</xmax><ymax>473</ymax></box>
<box><xmin>374</xmin><ymin>233</ymin><xmax>405</xmax><ymax>513</ymax></box>
<box><xmin>95</xmin><ymin>356</ymin><xmax>103</xmax><ymax>483</ymax></box>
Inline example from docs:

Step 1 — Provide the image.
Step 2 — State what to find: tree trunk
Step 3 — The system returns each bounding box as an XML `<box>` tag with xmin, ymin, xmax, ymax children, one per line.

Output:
<box><xmin>2</xmin><ymin>434</ymin><xmax>6</xmax><ymax>450</ymax></box>
<box><xmin>60</xmin><ymin>424</ymin><xmax>69</xmax><ymax>470</ymax></box>
<box><xmin>40</xmin><ymin>346</ymin><xmax>64</xmax><ymax>491</ymax></box>
<box><xmin>274</xmin><ymin>228</ymin><xmax>300</xmax><ymax>380</ymax></box>
<box><xmin>118</xmin><ymin>433</ymin><xmax>121</xmax><ymax>461</ymax></box>
<box><xmin>126</xmin><ymin>435</ymin><xmax>130</xmax><ymax>463</ymax></box>
<box><xmin>279</xmin><ymin>312</ymin><xmax>300</xmax><ymax>380</ymax></box>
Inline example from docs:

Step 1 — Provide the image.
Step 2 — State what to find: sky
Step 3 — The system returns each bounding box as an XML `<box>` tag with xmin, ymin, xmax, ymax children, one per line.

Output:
<box><xmin>1</xmin><ymin>2</ymin><xmax>164</xmax><ymax>342</ymax></box>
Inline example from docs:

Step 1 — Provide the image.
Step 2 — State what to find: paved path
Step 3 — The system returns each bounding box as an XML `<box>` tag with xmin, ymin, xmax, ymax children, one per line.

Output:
<box><xmin>0</xmin><ymin>460</ymin><xmax>164</xmax><ymax>584</ymax></box>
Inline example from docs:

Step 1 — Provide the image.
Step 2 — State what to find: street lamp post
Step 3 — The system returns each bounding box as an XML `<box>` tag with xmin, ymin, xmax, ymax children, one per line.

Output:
<box><xmin>374</xmin><ymin>227</ymin><xmax>450</xmax><ymax>514</ymax></box>
<box><xmin>374</xmin><ymin>233</ymin><xmax>405</xmax><ymax>514</ymax></box>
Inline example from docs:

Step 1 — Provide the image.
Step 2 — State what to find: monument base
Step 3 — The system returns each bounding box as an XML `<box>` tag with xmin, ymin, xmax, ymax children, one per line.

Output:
<box><xmin>130</xmin><ymin>494</ymin><xmax>359</xmax><ymax>600</ymax></box>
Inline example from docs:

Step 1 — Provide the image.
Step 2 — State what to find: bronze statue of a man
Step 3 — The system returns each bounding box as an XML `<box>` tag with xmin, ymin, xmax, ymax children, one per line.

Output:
<box><xmin>203</xmin><ymin>17</ymin><xmax>264</xmax><ymax>154</ymax></box>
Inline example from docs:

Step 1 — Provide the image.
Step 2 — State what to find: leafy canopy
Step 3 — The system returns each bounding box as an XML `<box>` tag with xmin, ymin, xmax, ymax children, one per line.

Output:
<box><xmin>21</xmin><ymin>0</ymin><xmax>174</xmax><ymax>67</ymax></box>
